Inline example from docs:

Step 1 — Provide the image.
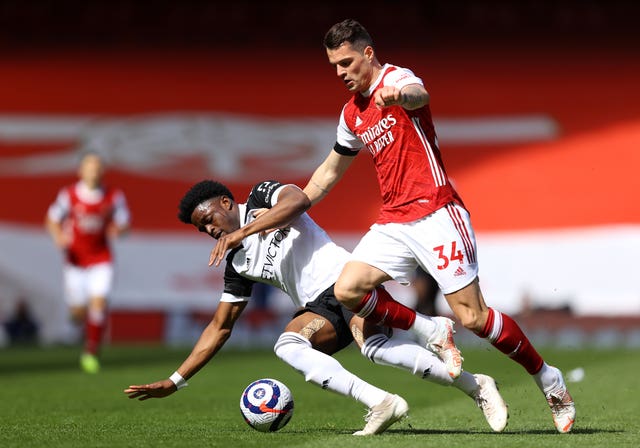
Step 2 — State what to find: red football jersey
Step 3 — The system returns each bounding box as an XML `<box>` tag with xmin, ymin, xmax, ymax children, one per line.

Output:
<box><xmin>335</xmin><ymin>64</ymin><xmax>463</xmax><ymax>224</ymax></box>
<box><xmin>48</xmin><ymin>181</ymin><xmax>130</xmax><ymax>267</ymax></box>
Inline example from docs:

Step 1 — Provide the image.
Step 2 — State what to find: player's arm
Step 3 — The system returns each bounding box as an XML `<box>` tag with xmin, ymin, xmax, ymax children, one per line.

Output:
<box><xmin>232</xmin><ymin>184</ymin><xmax>311</xmax><ymax>235</ymax></box>
<box><xmin>45</xmin><ymin>190</ymin><xmax>71</xmax><ymax>249</ymax></box>
<box><xmin>208</xmin><ymin>184</ymin><xmax>310</xmax><ymax>267</ymax></box>
<box><xmin>303</xmin><ymin>150</ymin><xmax>355</xmax><ymax>205</ymax></box>
<box><xmin>400</xmin><ymin>83</ymin><xmax>429</xmax><ymax>110</ymax></box>
<box><xmin>124</xmin><ymin>300</ymin><xmax>247</xmax><ymax>400</ymax></box>
<box><xmin>108</xmin><ymin>190</ymin><xmax>131</xmax><ymax>239</ymax></box>
<box><xmin>45</xmin><ymin>217</ymin><xmax>69</xmax><ymax>249</ymax></box>
<box><xmin>233</xmin><ymin>185</ymin><xmax>309</xmax><ymax>242</ymax></box>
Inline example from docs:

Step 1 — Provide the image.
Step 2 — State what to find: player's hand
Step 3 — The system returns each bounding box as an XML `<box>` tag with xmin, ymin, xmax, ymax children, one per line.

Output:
<box><xmin>124</xmin><ymin>380</ymin><xmax>177</xmax><ymax>401</ymax></box>
<box><xmin>253</xmin><ymin>208</ymin><xmax>268</xmax><ymax>219</ymax></box>
<box><xmin>54</xmin><ymin>233</ymin><xmax>72</xmax><ymax>249</ymax></box>
<box><xmin>208</xmin><ymin>230</ymin><xmax>244</xmax><ymax>267</ymax></box>
<box><xmin>373</xmin><ymin>86</ymin><xmax>403</xmax><ymax>108</ymax></box>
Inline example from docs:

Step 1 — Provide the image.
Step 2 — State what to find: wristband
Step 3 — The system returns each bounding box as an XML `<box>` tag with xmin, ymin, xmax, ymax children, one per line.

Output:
<box><xmin>169</xmin><ymin>371</ymin><xmax>189</xmax><ymax>390</ymax></box>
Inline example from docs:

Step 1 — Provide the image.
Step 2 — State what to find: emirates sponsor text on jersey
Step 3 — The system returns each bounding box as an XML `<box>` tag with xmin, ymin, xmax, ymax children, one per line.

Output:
<box><xmin>358</xmin><ymin>113</ymin><xmax>397</xmax><ymax>155</ymax></box>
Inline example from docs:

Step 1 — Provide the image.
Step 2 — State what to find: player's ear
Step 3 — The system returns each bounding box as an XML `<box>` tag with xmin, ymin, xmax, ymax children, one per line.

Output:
<box><xmin>220</xmin><ymin>195</ymin><xmax>233</xmax><ymax>210</ymax></box>
<box><xmin>364</xmin><ymin>45</ymin><xmax>374</xmax><ymax>62</ymax></box>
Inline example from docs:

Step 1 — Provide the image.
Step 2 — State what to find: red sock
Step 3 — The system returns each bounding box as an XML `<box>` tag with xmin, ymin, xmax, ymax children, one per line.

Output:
<box><xmin>352</xmin><ymin>286</ymin><xmax>416</xmax><ymax>330</ymax></box>
<box><xmin>84</xmin><ymin>317</ymin><xmax>104</xmax><ymax>356</ymax></box>
<box><xmin>478</xmin><ymin>308</ymin><xmax>544</xmax><ymax>374</ymax></box>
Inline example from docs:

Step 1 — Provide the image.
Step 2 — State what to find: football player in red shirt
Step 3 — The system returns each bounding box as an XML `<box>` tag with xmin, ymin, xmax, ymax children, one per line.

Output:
<box><xmin>302</xmin><ymin>19</ymin><xmax>575</xmax><ymax>433</ymax></box>
<box><xmin>46</xmin><ymin>151</ymin><xmax>130</xmax><ymax>373</ymax></box>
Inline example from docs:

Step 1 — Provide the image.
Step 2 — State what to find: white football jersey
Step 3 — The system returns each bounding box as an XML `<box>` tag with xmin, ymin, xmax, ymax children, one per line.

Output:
<box><xmin>220</xmin><ymin>181</ymin><xmax>350</xmax><ymax>307</ymax></box>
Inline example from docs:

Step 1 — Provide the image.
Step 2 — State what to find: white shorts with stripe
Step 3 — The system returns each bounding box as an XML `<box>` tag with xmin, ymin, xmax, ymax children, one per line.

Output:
<box><xmin>350</xmin><ymin>203</ymin><xmax>479</xmax><ymax>294</ymax></box>
<box><xmin>63</xmin><ymin>262</ymin><xmax>114</xmax><ymax>307</ymax></box>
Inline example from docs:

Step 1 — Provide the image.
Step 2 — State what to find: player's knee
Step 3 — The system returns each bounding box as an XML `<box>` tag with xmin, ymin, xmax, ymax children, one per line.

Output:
<box><xmin>457</xmin><ymin>309</ymin><xmax>486</xmax><ymax>332</ymax></box>
<box><xmin>333</xmin><ymin>280</ymin><xmax>363</xmax><ymax>309</ymax></box>
<box><xmin>87</xmin><ymin>307</ymin><xmax>106</xmax><ymax>324</ymax></box>
<box><xmin>69</xmin><ymin>307</ymin><xmax>86</xmax><ymax>323</ymax></box>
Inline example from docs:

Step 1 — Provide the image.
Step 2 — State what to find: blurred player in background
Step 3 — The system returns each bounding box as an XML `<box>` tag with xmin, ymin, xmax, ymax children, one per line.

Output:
<box><xmin>125</xmin><ymin>180</ymin><xmax>509</xmax><ymax>435</ymax></box>
<box><xmin>46</xmin><ymin>151</ymin><xmax>130</xmax><ymax>373</ymax></box>
<box><xmin>302</xmin><ymin>19</ymin><xmax>575</xmax><ymax>433</ymax></box>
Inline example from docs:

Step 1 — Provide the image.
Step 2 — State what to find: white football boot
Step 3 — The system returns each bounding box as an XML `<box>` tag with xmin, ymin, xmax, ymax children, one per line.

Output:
<box><xmin>353</xmin><ymin>394</ymin><xmax>409</xmax><ymax>436</ymax></box>
<box><xmin>544</xmin><ymin>367</ymin><xmax>576</xmax><ymax>433</ymax></box>
<box><xmin>471</xmin><ymin>374</ymin><xmax>509</xmax><ymax>432</ymax></box>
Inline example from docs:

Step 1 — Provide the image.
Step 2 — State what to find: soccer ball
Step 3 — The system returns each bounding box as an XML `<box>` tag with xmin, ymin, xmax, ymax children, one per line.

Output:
<box><xmin>239</xmin><ymin>378</ymin><xmax>294</xmax><ymax>432</ymax></box>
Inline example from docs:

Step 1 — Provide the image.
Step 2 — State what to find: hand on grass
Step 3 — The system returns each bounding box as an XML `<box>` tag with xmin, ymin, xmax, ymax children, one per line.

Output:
<box><xmin>124</xmin><ymin>380</ymin><xmax>176</xmax><ymax>400</ymax></box>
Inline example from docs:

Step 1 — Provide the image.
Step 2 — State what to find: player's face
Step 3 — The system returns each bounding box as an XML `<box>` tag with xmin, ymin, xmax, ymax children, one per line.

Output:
<box><xmin>327</xmin><ymin>42</ymin><xmax>375</xmax><ymax>93</ymax></box>
<box><xmin>78</xmin><ymin>154</ymin><xmax>104</xmax><ymax>188</ymax></box>
<box><xmin>190</xmin><ymin>197</ymin><xmax>240</xmax><ymax>240</ymax></box>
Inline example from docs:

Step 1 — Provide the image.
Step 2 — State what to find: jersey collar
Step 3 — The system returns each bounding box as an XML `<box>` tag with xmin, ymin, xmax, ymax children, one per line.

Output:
<box><xmin>362</xmin><ymin>63</ymin><xmax>392</xmax><ymax>98</ymax></box>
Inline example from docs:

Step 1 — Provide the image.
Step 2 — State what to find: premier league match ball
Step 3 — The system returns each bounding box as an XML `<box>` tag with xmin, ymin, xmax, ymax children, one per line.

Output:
<box><xmin>240</xmin><ymin>378</ymin><xmax>294</xmax><ymax>432</ymax></box>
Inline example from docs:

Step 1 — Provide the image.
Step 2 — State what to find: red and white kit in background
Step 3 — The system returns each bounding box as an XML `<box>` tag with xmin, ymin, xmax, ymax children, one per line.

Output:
<box><xmin>47</xmin><ymin>181</ymin><xmax>130</xmax><ymax>306</ymax></box>
<box><xmin>335</xmin><ymin>63</ymin><xmax>474</xmax><ymax>293</ymax></box>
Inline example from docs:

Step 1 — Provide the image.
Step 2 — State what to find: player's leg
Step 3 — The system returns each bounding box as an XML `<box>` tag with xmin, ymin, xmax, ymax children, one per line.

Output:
<box><xmin>430</xmin><ymin>203</ymin><xmax>575</xmax><ymax>433</ymax></box>
<box><xmin>446</xmin><ymin>280</ymin><xmax>574</xmax><ymax>432</ymax></box>
<box><xmin>275</xmin><ymin>311</ymin><xmax>392</xmax><ymax>406</ymax></box>
<box><xmin>68</xmin><ymin>305</ymin><xmax>86</xmax><ymax>323</ymax></box>
<box><xmin>413</xmin><ymin>267</ymin><xmax>439</xmax><ymax>315</ymax></box>
<box><xmin>335</xmin><ymin>233</ymin><xmax>463</xmax><ymax>378</ymax></box>
<box><xmin>79</xmin><ymin>295</ymin><xmax>106</xmax><ymax>373</ymax></box>
<box><xmin>356</xmin><ymin>317</ymin><xmax>508</xmax><ymax>432</ymax></box>
<box><xmin>63</xmin><ymin>264</ymin><xmax>89</xmax><ymax>343</ymax></box>
<box><xmin>273</xmin><ymin>298</ymin><xmax>407</xmax><ymax>435</ymax></box>
<box><xmin>355</xmin><ymin>316</ymin><xmax>452</xmax><ymax>386</ymax></box>
<box><xmin>80</xmin><ymin>262</ymin><xmax>113</xmax><ymax>373</ymax></box>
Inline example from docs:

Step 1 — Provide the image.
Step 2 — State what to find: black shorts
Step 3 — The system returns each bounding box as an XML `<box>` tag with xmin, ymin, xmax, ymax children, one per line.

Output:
<box><xmin>293</xmin><ymin>284</ymin><xmax>356</xmax><ymax>352</ymax></box>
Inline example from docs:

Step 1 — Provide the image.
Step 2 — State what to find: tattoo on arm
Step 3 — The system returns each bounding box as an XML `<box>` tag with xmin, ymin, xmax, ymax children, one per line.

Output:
<box><xmin>311</xmin><ymin>180</ymin><xmax>329</xmax><ymax>194</ymax></box>
<box><xmin>400</xmin><ymin>91</ymin><xmax>424</xmax><ymax>110</ymax></box>
<box><xmin>399</xmin><ymin>84</ymin><xmax>429</xmax><ymax>110</ymax></box>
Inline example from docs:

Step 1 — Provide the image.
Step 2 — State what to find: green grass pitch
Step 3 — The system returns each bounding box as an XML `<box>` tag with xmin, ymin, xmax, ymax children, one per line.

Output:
<box><xmin>1</xmin><ymin>344</ymin><xmax>638</xmax><ymax>447</ymax></box>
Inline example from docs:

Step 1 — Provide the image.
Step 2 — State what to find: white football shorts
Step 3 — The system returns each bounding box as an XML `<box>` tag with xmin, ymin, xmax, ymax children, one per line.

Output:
<box><xmin>63</xmin><ymin>262</ymin><xmax>114</xmax><ymax>306</ymax></box>
<box><xmin>350</xmin><ymin>203</ymin><xmax>479</xmax><ymax>294</ymax></box>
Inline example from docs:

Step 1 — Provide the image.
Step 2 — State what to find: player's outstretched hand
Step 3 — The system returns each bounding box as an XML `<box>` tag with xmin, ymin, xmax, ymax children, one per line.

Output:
<box><xmin>124</xmin><ymin>380</ymin><xmax>176</xmax><ymax>401</ymax></box>
<box><xmin>208</xmin><ymin>230</ymin><xmax>245</xmax><ymax>267</ymax></box>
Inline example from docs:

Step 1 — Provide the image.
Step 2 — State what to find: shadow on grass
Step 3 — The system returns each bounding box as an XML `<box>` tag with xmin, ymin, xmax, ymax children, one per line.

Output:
<box><xmin>383</xmin><ymin>428</ymin><xmax>623</xmax><ymax>435</ymax></box>
<box><xmin>498</xmin><ymin>428</ymin><xmax>624</xmax><ymax>435</ymax></box>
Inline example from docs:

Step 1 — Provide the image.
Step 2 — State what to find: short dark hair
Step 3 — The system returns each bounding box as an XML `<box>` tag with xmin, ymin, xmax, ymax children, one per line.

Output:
<box><xmin>177</xmin><ymin>180</ymin><xmax>234</xmax><ymax>224</ymax></box>
<box><xmin>323</xmin><ymin>19</ymin><xmax>373</xmax><ymax>51</ymax></box>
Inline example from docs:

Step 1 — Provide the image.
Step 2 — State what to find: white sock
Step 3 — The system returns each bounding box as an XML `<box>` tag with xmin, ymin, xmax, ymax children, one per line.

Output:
<box><xmin>361</xmin><ymin>334</ymin><xmax>453</xmax><ymax>386</ymax></box>
<box><xmin>274</xmin><ymin>332</ymin><xmax>388</xmax><ymax>408</ymax></box>
<box><xmin>407</xmin><ymin>313</ymin><xmax>437</xmax><ymax>345</ymax></box>
<box><xmin>452</xmin><ymin>371</ymin><xmax>480</xmax><ymax>397</ymax></box>
<box><xmin>533</xmin><ymin>363</ymin><xmax>561</xmax><ymax>392</ymax></box>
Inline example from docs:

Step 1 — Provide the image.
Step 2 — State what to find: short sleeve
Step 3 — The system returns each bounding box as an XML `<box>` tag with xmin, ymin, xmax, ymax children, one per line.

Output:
<box><xmin>247</xmin><ymin>181</ymin><xmax>284</xmax><ymax>210</ymax></box>
<box><xmin>383</xmin><ymin>66</ymin><xmax>423</xmax><ymax>90</ymax></box>
<box><xmin>336</xmin><ymin>105</ymin><xmax>364</xmax><ymax>151</ymax></box>
<box><xmin>222</xmin><ymin>249</ymin><xmax>255</xmax><ymax>298</ymax></box>
<box><xmin>47</xmin><ymin>189</ymin><xmax>70</xmax><ymax>222</ymax></box>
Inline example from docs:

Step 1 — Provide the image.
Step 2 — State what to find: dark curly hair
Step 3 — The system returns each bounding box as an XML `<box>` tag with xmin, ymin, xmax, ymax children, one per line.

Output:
<box><xmin>177</xmin><ymin>180</ymin><xmax>234</xmax><ymax>224</ymax></box>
